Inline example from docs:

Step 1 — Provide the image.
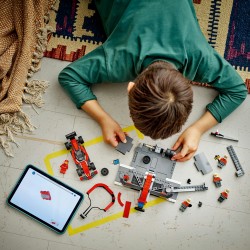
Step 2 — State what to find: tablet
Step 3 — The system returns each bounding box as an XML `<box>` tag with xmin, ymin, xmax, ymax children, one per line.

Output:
<box><xmin>7</xmin><ymin>165</ymin><xmax>84</xmax><ymax>234</ymax></box>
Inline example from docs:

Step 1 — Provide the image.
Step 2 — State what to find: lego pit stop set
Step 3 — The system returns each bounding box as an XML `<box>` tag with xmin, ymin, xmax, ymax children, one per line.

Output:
<box><xmin>60</xmin><ymin>131</ymin><xmax>243</xmax><ymax>217</ymax></box>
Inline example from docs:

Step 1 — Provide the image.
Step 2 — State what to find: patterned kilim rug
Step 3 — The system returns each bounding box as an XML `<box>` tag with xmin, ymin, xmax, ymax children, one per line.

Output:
<box><xmin>44</xmin><ymin>0</ymin><xmax>250</xmax><ymax>93</ymax></box>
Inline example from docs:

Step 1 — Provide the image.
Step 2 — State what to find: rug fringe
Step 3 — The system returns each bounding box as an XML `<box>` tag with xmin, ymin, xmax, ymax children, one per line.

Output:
<box><xmin>23</xmin><ymin>79</ymin><xmax>49</xmax><ymax>108</ymax></box>
<box><xmin>0</xmin><ymin>111</ymin><xmax>36</xmax><ymax>157</ymax></box>
<box><xmin>1</xmin><ymin>2</ymin><xmax>56</xmax><ymax>157</ymax></box>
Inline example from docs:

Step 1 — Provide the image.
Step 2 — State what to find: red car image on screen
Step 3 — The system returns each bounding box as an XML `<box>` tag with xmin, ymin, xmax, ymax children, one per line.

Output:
<box><xmin>40</xmin><ymin>191</ymin><xmax>51</xmax><ymax>200</ymax></box>
<box><xmin>65</xmin><ymin>132</ymin><xmax>98</xmax><ymax>181</ymax></box>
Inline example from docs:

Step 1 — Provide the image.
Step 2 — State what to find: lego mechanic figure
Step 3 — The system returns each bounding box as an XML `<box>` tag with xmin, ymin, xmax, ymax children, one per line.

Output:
<box><xmin>213</xmin><ymin>173</ymin><xmax>222</xmax><ymax>187</ymax></box>
<box><xmin>218</xmin><ymin>189</ymin><xmax>230</xmax><ymax>203</ymax></box>
<box><xmin>214</xmin><ymin>155</ymin><xmax>228</xmax><ymax>168</ymax></box>
<box><xmin>180</xmin><ymin>198</ymin><xmax>192</xmax><ymax>212</ymax></box>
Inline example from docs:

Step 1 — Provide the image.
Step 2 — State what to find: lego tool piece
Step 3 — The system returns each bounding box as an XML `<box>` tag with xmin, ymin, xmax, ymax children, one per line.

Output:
<box><xmin>116</xmin><ymin>135</ymin><xmax>133</xmax><ymax>155</ymax></box>
<box><xmin>211</xmin><ymin>131</ymin><xmax>238</xmax><ymax>142</ymax></box>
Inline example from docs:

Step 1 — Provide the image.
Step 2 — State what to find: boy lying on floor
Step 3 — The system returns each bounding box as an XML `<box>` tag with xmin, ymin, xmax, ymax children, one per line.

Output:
<box><xmin>58</xmin><ymin>0</ymin><xmax>247</xmax><ymax>162</ymax></box>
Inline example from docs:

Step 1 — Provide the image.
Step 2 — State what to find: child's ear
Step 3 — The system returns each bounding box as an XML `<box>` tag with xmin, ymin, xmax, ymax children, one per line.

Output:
<box><xmin>127</xmin><ymin>82</ymin><xmax>135</xmax><ymax>92</ymax></box>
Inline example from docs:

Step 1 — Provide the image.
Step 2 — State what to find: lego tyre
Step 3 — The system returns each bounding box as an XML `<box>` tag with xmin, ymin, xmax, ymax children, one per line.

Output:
<box><xmin>78</xmin><ymin>136</ymin><xmax>84</xmax><ymax>144</ymax></box>
<box><xmin>65</xmin><ymin>142</ymin><xmax>71</xmax><ymax>150</ymax></box>
<box><xmin>89</xmin><ymin>162</ymin><xmax>96</xmax><ymax>170</ymax></box>
<box><xmin>76</xmin><ymin>167</ymin><xmax>83</xmax><ymax>177</ymax></box>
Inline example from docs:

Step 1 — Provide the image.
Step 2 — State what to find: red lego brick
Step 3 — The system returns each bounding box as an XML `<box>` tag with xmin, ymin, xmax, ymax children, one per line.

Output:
<box><xmin>123</xmin><ymin>201</ymin><xmax>132</xmax><ymax>218</ymax></box>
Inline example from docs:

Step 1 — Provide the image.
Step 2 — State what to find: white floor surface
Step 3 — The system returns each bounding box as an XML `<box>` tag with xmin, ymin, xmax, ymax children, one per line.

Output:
<box><xmin>1</xmin><ymin>57</ymin><xmax>250</xmax><ymax>250</ymax></box>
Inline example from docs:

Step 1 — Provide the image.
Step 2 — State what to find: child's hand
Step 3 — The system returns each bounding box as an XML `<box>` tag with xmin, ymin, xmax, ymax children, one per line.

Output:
<box><xmin>81</xmin><ymin>100</ymin><xmax>127</xmax><ymax>147</ymax></box>
<box><xmin>171</xmin><ymin>125</ymin><xmax>202</xmax><ymax>162</ymax></box>
<box><xmin>171</xmin><ymin>111</ymin><xmax>218</xmax><ymax>162</ymax></box>
<box><xmin>100</xmin><ymin>116</ymin><xmax>127</xmax><ymax>147</ymax></box>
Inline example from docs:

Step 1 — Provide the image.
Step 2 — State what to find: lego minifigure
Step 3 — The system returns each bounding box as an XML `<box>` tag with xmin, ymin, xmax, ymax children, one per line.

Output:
<box><xmin>198</xmin><ymin>201</ymin><xmax>202</xmax><ymax>207</ymax></box>
<box><xmin>214</xmin><ymin>155</ymin><xmax>227</xmax><ymax>168</ymax></box>
<box><xmin>213</xmin><ymin>173</ymin><xmax>222</xmax><ymax>187</ymax></box>
<box><xmin>218</xmin><ymin>189</ymin><xmax>229</xmax><ymax>203</ymax></box>
<box><xmin>60</xmin><ymin>160</ymin><xmax>69</xmax><ymax>174</ymax></box>
<box><xmin>179</xmin><ymin>198</ymin><xmax>192</xmax><ymax>212</ymax></box>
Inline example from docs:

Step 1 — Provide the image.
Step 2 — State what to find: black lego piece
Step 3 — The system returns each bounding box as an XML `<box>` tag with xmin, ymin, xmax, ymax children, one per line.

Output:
<box><xmin>101</xmin><ymin>168</ymin><xmax>109</xmax><ymax>176</ymax></box>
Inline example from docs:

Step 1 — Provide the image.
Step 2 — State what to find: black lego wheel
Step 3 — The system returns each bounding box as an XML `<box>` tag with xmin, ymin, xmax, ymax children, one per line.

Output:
<box><xmin>76</xmin><ymin>166</ymin><xmax>83</xmax><ymax>176</ymax></box>
<box><xmin>101</xmin><ymin>168</ymin><xmax>109</xmax><ymax>176</ymax></box>
<box><xmin>89</xmin><ymin>162</ymin><xmax>96</xmax><ymax>170</ymax></box>
<box><xmin>142</xmin><ymin>155</ymin><xmax>151</xmax><ymax>164</ymax></box>
<box><xmin>78</xmin><ymin>136</ymin><xmax>84</xmax><ymax>144</ymax></box>
<box><xmin>65</xmin><ymin>142</ymin><xmax>71</xmax><ymax>150</ymax></box>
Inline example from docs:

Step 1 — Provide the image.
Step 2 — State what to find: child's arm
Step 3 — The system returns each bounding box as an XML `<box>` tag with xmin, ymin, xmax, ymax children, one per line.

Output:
<box><xmin>171</xmin><ymin>111</ymin><xmax>217</xmax><ymax>162</ymax></box>
<box><xmin>82</xmin><ymin>100</ymin><xmax>127</xmax><ymax>147</ymax></box>
<box><xmin>172</xmin><ymin>49</ymin><xmax>247</xmax><ymax>162</ymax></box>
<box><xmin>58</xmin><ymin>46</ymin><xmax>126</xmax><ymax>146</ymax></box>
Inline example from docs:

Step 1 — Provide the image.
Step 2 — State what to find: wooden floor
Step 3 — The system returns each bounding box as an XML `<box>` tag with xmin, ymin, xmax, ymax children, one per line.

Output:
<box><xmin>1</xmin><ymin>58</ymin><xmax>250</xmax><ymax>250</ymax></box>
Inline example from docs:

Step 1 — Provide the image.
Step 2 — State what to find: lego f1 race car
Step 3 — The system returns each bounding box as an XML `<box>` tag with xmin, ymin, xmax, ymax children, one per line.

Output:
<box><xmin>65</xmin><ymin>132</ymin><xmax>98</xmax><ymax>180</ymax></box>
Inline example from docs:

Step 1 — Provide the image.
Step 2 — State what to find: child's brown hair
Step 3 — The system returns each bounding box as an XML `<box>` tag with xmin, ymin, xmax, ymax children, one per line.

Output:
<box><xmin>128</xmin><ymin>61</ymin><xmax>193</xmax><ymax>139</ymax></box>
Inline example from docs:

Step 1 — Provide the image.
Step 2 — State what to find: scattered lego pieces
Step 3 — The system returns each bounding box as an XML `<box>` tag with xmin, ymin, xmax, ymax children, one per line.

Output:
<box><xmin>179</xmin><ymin>198</ymin><xmax>192</xmax><ymax>212</ymax></box>
<box><xmin>218</xmin><ymin>189</ymin><xmax>229</xmax><ymax>203</ymax></box>
<box><xmin>117</xmin><ymin>192</ymin><xmax>124</xmax><ymax>207</ymax></box>
<box><xmin>115</xmin><ymin>135</ymin><xmax>133</xmax><ymax>155</ymax></box>
<box><xmin>101</xmin><ymin>168</ymin><xmax>109</xmax><ymax>176</ymax></box>
<box><xmin>194</xmin><ymin>152</ymin><xmax>213</xmax><ymax>175</ymax></box>
<box><xmin>213</xmin><ymin>173</ymin><xmax>222</xmax><ymax>187</ymax></box>
<box><xmin>60</xmin><ymin>160</ymin><xmax>69</xmax><ymax>174</ymax></box>
<box><xmin>198</xmin><ymin>201</ymin><xmax>202</xmax><ymax>207</ymax></box>
<box><xmin>187</xmin><ymin>178</ymin><xmax>191</xmax><ymax>184</ymax></box>
<box><xmin>123</xmin><ymin>201</ymin><xmax>132</xmax><ymax>218</ymax></box>
<box><xmin>227</xmin><ymin>145</ymin><xmax>245</xmax><ymax>177</ymax></box>
<box><xmin>80</xmin><ymin>183</ymin><xmax>115</xmax><ymax>219</ymax></box>
<box><xmin>113</xmin><ymin>159</ymin><xmax>120</xmax><ymax>165</ymax></box>
<box><xmin>214</xmin><ymin>155</ymin><xmax>227</xmax><ymax>168</ymax></box>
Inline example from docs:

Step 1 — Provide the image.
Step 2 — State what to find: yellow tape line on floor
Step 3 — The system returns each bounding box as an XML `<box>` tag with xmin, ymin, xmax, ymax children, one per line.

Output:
<box><xmin>67</xmin><ymin>198</ymin><xmax>166</xmax><ymax>236</ymax></box>
<box><xmin>44</xmin><ymin>125</ymin><xmax>143</xmax><ymax>176</ymax></box>
<box><xmin>43</xmin><ymin>125</ymin><xmax>166</xmax><ymax>235</ymax></box>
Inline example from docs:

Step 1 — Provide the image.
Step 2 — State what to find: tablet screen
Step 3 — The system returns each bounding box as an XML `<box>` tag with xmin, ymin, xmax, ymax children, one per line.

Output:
<box><xmin>7</xmin><ymin>165</ymin><xmax>83</xmax><ymax>234</ymax></box>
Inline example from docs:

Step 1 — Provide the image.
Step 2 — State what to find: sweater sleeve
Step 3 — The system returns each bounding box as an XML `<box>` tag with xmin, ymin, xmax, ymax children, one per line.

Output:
<box><xmin>58</xmin><ymin>45</ymin><xmax>109</xmax><ymax>108</ymax></box>
<box><xmin>199</xmin><ymin>50</ymin><xmax>247</xmax><ymax>123</ymax></box>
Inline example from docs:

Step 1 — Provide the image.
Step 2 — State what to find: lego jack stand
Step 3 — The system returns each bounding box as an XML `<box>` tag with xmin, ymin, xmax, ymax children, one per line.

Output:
<box><xmin>80</xmin><ymin>183</ymin><xmax>115</xmax><ymax>219</ymax></box>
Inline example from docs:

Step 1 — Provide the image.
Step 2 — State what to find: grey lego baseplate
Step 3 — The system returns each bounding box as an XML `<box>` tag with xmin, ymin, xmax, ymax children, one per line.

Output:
<box><xmin>114</xmin><ymin>143</ymin><xmax>208</xmax><ymax>203</ymax></box>
<box><xmin>194</xmin><ymin>152</ymin><xmax>213</xmax><ymax>175</ymax></box>
<box><xmin>130</xmin><ymin>143</ymin><xmax>176</xmax><ymax>179</ymax></box>
<box><xmin>115</xmin><ymin>135</ymin><xmax>133</xmax><ymax>155</ymax></box>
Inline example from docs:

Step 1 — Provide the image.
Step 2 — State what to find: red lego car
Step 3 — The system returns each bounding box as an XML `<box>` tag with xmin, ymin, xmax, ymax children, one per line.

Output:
<box><xmin>65</xmin><ymin>132</ymin><xmax>98</xmax><ymax>180</ymax></box>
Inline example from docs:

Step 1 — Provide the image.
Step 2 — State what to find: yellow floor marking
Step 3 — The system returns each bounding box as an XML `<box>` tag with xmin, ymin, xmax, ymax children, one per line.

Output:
<box><xmin>44</xmin><ymin>125</ymin><xmax>143</xmax><ymax>175</ymax></box>
<box><xmin>43</xmin><ymin>125</ymin><xmax>165</xmax><ymax>235</ymax></box>
<box><xmin>67</xmin><ymin>198</ymin><xmax>166</xmax><ymax>236</ymax></box>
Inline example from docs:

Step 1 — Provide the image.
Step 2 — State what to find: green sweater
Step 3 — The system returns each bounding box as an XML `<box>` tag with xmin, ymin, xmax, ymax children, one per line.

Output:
<box><xmin>58</xmin><ymin>0</ymin><xmax>247</xmax><ymax>123</ymax></box>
